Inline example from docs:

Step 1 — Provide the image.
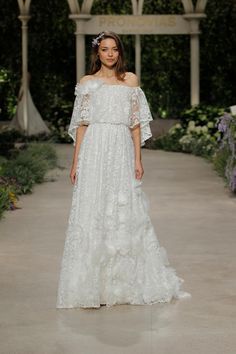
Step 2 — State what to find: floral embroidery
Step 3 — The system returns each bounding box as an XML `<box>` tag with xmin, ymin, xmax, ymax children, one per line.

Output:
<box><xmin>56</xmin><ymin>79</ymin><xmax>191</xmax><ymax>309</ymax></box>
<box><xmin>68</xmin><ymin>79</ymin><xmax>153</xmax><ymax>147</ymax></box>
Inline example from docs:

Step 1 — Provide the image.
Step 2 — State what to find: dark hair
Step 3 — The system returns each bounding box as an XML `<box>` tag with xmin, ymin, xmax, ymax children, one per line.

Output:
<box><xmin>88</xmin><ymin>31</ymin><xmax>127</xmax><ymax>82</ymax></box>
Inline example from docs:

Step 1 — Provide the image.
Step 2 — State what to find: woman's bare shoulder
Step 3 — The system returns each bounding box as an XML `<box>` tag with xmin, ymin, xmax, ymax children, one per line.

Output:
<box><xmin>124</xmin><ymin>72</ymin><xmax>139</xmax><ymax>87</ymax></box>
<box><xmin>79</xmin><ymin>75</ymin><xmax>96</xmax><ymax>84</ymax></box>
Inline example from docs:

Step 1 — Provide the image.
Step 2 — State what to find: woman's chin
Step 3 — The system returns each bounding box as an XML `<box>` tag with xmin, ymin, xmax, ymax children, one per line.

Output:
<box><xmin>102</xmin><ymin>61</ymin><xmax>117</xmax><ymax>68</ymax></box>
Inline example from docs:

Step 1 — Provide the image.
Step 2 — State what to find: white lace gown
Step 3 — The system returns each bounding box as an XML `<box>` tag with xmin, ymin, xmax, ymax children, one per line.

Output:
<box><xmin>56</xmin><ymin>78</ymin><xmax>191</xmax><ymax>309</ymax></box>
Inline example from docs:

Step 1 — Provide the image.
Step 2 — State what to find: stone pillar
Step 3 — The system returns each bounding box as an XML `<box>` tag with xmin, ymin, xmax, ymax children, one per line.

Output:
<box><xmin>18</xmin><ymin>15</ymin><xmax>31</xmax><ymax>134</ymax></box>
<box><xmin>184</xmin><ymin>13</ymin><xmax>206</xmax><ymax>106</ymax></box>
<box><xmin>69</xmin><ymin>14</ymin><xmax>91</xmax><ymax>82</ymax></box>
<box><xmin>135</xmin><ymin>34</ymin><xmax>141</xmax><ymax>84</ymax></box>
<box><xmin>190</xmin><ymin>26</ymin><xmax>200</xmax><ymax>106</ymax></box>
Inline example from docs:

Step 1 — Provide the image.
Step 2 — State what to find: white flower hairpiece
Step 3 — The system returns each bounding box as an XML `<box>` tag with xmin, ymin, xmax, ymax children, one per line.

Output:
<box><xmin>92</xmin><ymin>32</ymin><xmax>105</xmax><ymax>48</ymax></box>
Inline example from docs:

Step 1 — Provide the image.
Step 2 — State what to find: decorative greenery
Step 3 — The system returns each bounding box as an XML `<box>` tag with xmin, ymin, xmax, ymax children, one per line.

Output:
<box><xmin>0</xmin><ymin>68</ymin><xmax>18</xmax><ymax>119</ymax></box>
<box><xmin>0</xmin><ymin>0</ymin><xmax>236</xmax><ymax>127</ymax></box>
<box><xmin>180</xmin><ymin>105</ymin><xmax>225</xmax><ymax>130</ymax></box>
<box><xmin>153</xmin><ymin>105</ymin><xmax>223</xmax><ymax>158</ymax></box>
<box><xmin>153</xmin><ymin>123</ymin><xmax>184</xmax><ymax>152</ymax></box>
<box><xmin>212</xmin><ymin>146</ymin><xmax>230</xmax><ymax>178</ymax></box>
<box><xmin>0</xmin><ymin>128</ymin><xmax>24</xmax><ymax>158</ymax></box>
<box><xmin>153</xmin><ymin>106</ymin><xmax>236</xmax><ymax>193</ymax></box>
<box><xmin>213</xmin><ymin>113</ymin><xmax>236</xmax><ymax>192</ymax></box>
<box><xmin>0</xmin><ymin>143</ymin><xmax>58</xmax><ymax>220</ymax></box>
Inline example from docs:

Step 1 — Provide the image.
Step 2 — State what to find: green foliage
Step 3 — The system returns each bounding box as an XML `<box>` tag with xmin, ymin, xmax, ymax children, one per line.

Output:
<box><xmin>3</xmin><ymin>143</ymin><xmax>57</xmax><ymax>186</ymax></box>
<box><xmin>153</xmin><ymin>108</ymin><xmax>236</xmax><ymax>193</ymax></box>
<box><xmin>200</xmin><ymin>1</ymin><xmax>236</xmax><ymax>106</ymax></box>
<box><xmin>141</xmin><ymin>35</ymin><xmax>189</xmax><ymax>117</ymax></box>
<box><xmin>0</xmin><ymin>128</ymin><xmax>56</xmax><ymax>158</ymax></box>
<box><xmin>153</xmin><ymin>105</ymin><xmax>223</xmax><ymax>159</ymax></box>
<box><xmin>213</xmin><ymin>113</ymin><xmax>236</xmax><ymax>192</ymax></box>
<box><xmin>0</xmin><ymin>187</ymin><xmax>10</xmax><ymax>219</ymax></box>
<box><xmin>47</xmin><ymin>98</ymin><xmax>73</xmax><ymax>143</ymax></box>
<box><xmin>0</xmin><ymin>129</ymin><xmax>24</xmax><ymax>158</ymax></box>
<box><xmin>0</xmin><ymin>143</ymin><xmax>58</xmax><ymax>219</ymax></box>
<box><xmin>0</xmin><ymin>0</ymin><xmax>236</xmax><ymax>129</ymax></box>
<box><xmin>178</xmin><ymin>131</ymin><xmax>217</xmax><ymax>159</ymax></box>
<box><xmin>3</xmin><ymin>163</ymin><xmax>35</xmax><ymax>194</ymax></box>
<box><xmin>180</xmin><ymin>105</ymin><xmax>225</xmax><ymax>129</ymax></box>
<box><xmin>25</xmin><ymin>142</ymin><xmax>58</xmax><ymax>169</ymax></box>
<box><xmin>212</xmin><ymin>146</ymin><xmax>230</xmax><ymax>178</ymax></box>
<box><xmin>154</xmin><ymin>123</ymin><xmax>184</xmax><ymax>152</ymax></box>
<box><xmin>0</xmin><ymin>68</ymin><xmax>18</xmax><ymax>119</ymax></box>
<box><xmin>0</xmin><ymin>155</ymin><xmax>7</xmax><ymax>168</ymax></box>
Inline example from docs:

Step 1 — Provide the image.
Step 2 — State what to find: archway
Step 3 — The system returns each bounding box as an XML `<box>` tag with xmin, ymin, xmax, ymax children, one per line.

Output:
<box><xmin>15</xmin><ymin>0</ymin><xmax>208</xmax><ymax>135</ymax></box>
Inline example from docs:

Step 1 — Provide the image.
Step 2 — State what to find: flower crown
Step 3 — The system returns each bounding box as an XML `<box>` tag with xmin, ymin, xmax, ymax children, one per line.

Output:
<box><xmin>92</xmin><ymin>32</ymin><xmax>105</xmax><ymax>48</ymax></box>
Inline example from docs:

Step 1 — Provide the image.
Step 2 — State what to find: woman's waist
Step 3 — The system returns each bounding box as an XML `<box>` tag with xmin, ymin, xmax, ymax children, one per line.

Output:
<box><xmin>90</xmin><ymin>121</ymin><xmax>129</xmax><ymax>127</ymax></box>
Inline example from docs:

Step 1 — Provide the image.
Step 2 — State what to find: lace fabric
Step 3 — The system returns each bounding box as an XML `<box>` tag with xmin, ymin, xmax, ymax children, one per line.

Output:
<box><xmin>68</xmin><ymin>79</ymin><xmax>153</xmax><ymax>147</ymax></box>
<box><xmin>129</xmin><ymin>87</ymin><xmax>153</xmax><ymax>146</ymax></box>
<box><xmin>68</xmin><ymin>87</ymin><xmax>91</xmax><ymax>146</ymax></box>
<box><xmin>57</xmin><ymin>79</ymin><xmax>191</xmax><ymax>309</ymax></box>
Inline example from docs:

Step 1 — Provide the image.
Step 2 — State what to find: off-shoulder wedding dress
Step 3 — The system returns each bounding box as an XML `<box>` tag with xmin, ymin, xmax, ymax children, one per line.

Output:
<box><xmin>56</xmin><ymin>78</ymin><xmax>191</xmax><ymax>309</ymax></box>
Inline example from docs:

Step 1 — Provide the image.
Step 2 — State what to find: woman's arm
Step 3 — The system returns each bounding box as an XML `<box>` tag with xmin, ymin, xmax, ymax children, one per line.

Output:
<box><xmin>70</xmin><ymin>76</ymin><xmax>91</xmax><ymax>184</ymax></box>
<box><xmin>130</xmin><ymin>124</ymin><xmax>143</xmax><ymax>180</ymax></box>
<box><xmin>72</xmin><ymin>125</ymin><xmax>88</xmax><ymax>167</ymax></box>
<box><xmin>127</xmin><ymin>72</ymin><xmax>144</xmax><ymax>180</ymax></box>
<box><xmin>70</xmin><ymin>125</ymin><xmax>88</xmax><ymax>184</ymax></box>
<box><xmin>130</xmin><ymin>124</ymin><xmax>142</xmax><ymax>161</ymax></box>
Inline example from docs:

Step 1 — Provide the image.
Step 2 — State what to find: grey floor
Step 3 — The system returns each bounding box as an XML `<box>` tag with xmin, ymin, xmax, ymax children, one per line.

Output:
<box><xmin>0</xmin><ymin>144</ymin><xmax>236</xmax><ymax>354</ymax></box>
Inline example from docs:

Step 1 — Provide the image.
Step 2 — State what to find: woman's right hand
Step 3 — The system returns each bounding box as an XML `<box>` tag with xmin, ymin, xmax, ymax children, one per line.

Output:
<box><xmin>70</xmin><ymin>165</ymin><xmax>77</xmax><ymax>185</ymax></box>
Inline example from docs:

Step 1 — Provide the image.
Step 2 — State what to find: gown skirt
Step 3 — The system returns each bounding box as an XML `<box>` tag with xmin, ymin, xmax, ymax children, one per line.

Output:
<box><xmin>56</xmin><ymin>121</ymin><xmax>191</xmax><ymax>308</ymax></box>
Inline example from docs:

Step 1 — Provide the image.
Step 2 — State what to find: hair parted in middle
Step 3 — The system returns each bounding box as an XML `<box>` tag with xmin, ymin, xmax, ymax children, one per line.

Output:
<box><xmin>89</xmin><ymin>31</ymin><xmax>127</xmax><ymax>82</ymax></box>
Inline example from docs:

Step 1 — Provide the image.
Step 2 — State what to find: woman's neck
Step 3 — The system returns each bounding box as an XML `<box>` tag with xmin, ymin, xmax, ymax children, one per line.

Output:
<box><xmin>96</xmin><ymin>65</ymin><xmax>116</xmax><ymax>79</ymax></box>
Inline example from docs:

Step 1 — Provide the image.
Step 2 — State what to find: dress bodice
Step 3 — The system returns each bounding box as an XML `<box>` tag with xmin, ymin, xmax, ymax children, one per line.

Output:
<box><xmin>68</xmin><ymin>78</ymin><xmax>153</xmax><ymax>147</ymax></box>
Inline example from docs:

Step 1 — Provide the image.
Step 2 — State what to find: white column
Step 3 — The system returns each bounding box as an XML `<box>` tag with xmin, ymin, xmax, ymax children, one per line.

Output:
<box><xmin>190</xmin><ymin>27</ymin><xmax>200</xmax><ymax>106</ymax></box>
<box><xmin>75</xmin><ymin>24</ymin><xmax>85</xmax><ymax>82</ymax></box>
<box><xmin>184</xmin><ymin>13</ymin><xmax>206</xmax><ymax>106</ymax></box>
<box><xmin>69</xmin><ymin>14</ymin><xmax>91</xmax><ymax>82</ymax></box>
<box><xmin>18</xmin><ymin>14</ymin><xmax>30</xmax><ymax>134</ymax></box>
<box><xmin>135</xmin><ymin>35</ymin><xmax>141</xmax><ymax>84</ymax></box>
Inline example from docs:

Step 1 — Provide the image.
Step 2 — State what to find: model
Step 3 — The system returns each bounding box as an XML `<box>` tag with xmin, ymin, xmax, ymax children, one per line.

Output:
<box><xmin>56</xmin><ymin>31</ymin><xmax>191</xmax><ymax>309</ymax></box>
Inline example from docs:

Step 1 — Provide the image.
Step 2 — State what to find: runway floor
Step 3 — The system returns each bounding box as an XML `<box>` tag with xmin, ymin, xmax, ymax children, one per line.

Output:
<box><xmin>0</xmin><ymin>144</ymin><xmax>235</xmax><ymax>354</ymax></box>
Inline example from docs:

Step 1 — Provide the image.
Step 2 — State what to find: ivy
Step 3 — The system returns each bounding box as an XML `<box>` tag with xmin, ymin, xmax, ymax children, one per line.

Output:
<box><xmin>0</xmin><ymin>0</ymin><xmax>235</xmax><ymax>123</ymax></box>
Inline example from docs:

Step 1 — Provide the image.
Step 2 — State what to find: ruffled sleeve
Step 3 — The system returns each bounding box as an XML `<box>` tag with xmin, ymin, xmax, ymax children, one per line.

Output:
<box><xmin>129</xmin><ymin>87</ymin><xmax>153</xmax><ymax>147</ymax></box>
<box><xmin>68</xmin><ymin>83</ymin><xmax>91</xmax><ymax>146</ymax></box>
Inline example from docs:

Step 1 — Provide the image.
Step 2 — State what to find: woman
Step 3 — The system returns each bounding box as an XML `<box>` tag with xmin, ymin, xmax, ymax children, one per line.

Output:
<box><xmin>56</xmin><ymin>31</ymin><xmax>191</xmax><ymax>309</ymax></box>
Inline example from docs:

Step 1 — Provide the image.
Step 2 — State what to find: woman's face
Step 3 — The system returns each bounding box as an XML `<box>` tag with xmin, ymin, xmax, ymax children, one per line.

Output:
<box><xmin>98</xmin><ymin>38</ymin><xmax>119</xmax><ymax>67</ymax></box>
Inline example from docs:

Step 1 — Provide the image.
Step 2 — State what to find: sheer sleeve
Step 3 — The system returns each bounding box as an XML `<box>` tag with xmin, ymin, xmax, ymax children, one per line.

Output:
<box><xmin>68</xmin><ymin>84</ymin><xmax>90</xmax><ymax>146</ymax></box>
<box><xmin>129</xmin><ymin>87</ymin><xmax>153</xmax><ymax>147</ymax></box>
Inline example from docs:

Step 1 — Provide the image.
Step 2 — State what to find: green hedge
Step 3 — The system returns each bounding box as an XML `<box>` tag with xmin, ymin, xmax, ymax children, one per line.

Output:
<box><xmin>0</xmin><ymin>0</ymin><xmax>235</xmax><ymax>126</ymax></box>
<box><xmin>0</xmin><ymin>143</ymin><xmax>58</xmax><ymax>220</ymax></box>
<box><xmin>151</xmin><ymin>106</ymin><xmax>236</xmax><ymax>193</ymax></box>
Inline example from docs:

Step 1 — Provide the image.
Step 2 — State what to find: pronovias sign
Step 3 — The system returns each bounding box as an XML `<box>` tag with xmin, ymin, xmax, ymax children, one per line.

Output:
<box><xmin>84</xmin><ymin>15</ymin><xmax>190</xmax><ymax>35</ymax></box>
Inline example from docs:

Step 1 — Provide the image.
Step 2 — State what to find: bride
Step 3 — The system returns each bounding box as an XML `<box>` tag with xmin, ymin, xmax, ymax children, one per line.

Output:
<box><xmin>56</xmin><ymin>30</ymin><xmax>191</xmax><ymax>309</ymax></box>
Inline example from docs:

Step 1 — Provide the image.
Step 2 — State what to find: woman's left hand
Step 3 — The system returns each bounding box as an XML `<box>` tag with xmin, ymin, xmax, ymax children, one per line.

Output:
<box><xmin>135</xmin><ymin>160</ymin><xmax>144</xmax><ymax>180</ymax></box>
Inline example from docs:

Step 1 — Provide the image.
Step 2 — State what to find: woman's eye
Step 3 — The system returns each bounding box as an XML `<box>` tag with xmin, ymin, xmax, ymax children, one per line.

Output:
<box><xmin>101</xmin><ymin>48</ymin><xmax>118</xmax><ymax>52</ymax></box>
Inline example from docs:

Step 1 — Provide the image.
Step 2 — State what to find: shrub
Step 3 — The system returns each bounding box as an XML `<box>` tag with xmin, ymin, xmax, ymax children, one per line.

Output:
<box><xmin>214</xmin><ymin>113</ymin><xmax>236</xmax><ymax>192</ymax></box>
<box><xmin>180</xmin><ymin>105</ymin><xmax>225</xmax><ymax>130</ymax></box>
<box><xmin>153</xmin><ymin>123</ymin><xmax>184</xmax><ymax>152</ymax></box>
<box><xmin>152</xmin><ymin>106</ymin><xmax>236</xmax><ymax>193</ymax></box>
<box><xmin>25</xmin><ymin>143</ymin><xmax>57</xmax><ymax>169</ymax></box>
<box><xmin>0</xmin><ymin>143</ymin><xmax>58</xmax><ymax>219</ymax></box>
<box><xmin>0</xmin><ymin>175</ymin><xmax>20</xmax><ymax>219</ymax></box>
<box><xmin>153</xmin><ymin>105</ymin><xmax>225</xmax><ymax>159</ymax></box>
<box><xmin>0</xmin><ymin>129</ymin><xmax>24</xmax><ymax>158</ymax></box>
<box><xmin>212</xmin><ymin>146</ymin><xmax>230</xmax><ymax>178</ymax></box>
